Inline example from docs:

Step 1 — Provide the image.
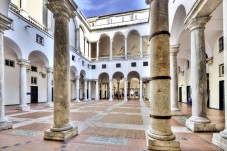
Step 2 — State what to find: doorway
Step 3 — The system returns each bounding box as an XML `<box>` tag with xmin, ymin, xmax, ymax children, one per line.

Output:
<box><xmin>179</xmin><ymin>87</ymin><xmax>182</xmax><ymax>102</ymax></box>
<box><xmin>219</xmin><ymin>81</ymin><xmax>225</xmax><ymax>110</ymax></box>
<box><xmin>31</xmin><ymin>86</ymin><xmax>38</xmax><ymax>103</ymax></box>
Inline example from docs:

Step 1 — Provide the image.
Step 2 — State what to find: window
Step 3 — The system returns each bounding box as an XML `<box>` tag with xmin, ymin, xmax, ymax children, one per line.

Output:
<box><xmin>31</xmin><ymin>77</ymin><xmax>37</xmax><ymax>84</ymax></box>
<box><xmin>72</xmin><ymin>55</ymin><xmax>75</xmax><ymax>61</ymax></box>
<box><xmin>31</xmin><ymin>66</ymin><xmax>38</xmax><ymax>72</ymax></box>
<box><xmin>186</xmin><ymin>60</ymin><xmax>190</xmax><ymax>69</ymax></box>
<box><xmin>5</xmin><ymin>59</ymin><xmax>15</xmax><ymax>67</ymax></box>
<box><xmin>92</xmin><ymin>65</ymin><xmax>96</xmax><ymax>69</ymax></box>
<box><xmin>219</xmin><ymin>64</ymin><xmax>224</xmax><ymax>77</ymax></box>
<box><xmin>36</xmin><ymin>34</ymin><xmax>44</xmax><ymax>45</ymax></box>
<box><xmin>219</xmin><ymin>36</ymin><xmax>224</xmax><ymax>53</ymax></box>
<box><xmin>131</xmin><ymin>62</ymin><xmax>136</xmax><ymax>67</ymax></box>
<box><xmin>143</xmin><ymin>62</ymin><xmax>148</xmax><ymax>66</ymax></box>
<box><xmin>82</xmin><ymin>61</ymin><xmax>84</xmax><ymax>66</ymax></box>
<box><xmin>102</xmin><ymin>64</ymin><xmax>106</xmax><ymax>69</ymax></box>
<box><xmin>116</xmin><ymin>63</ymin><xmax>121</xmax><ymax>68</ymax></box>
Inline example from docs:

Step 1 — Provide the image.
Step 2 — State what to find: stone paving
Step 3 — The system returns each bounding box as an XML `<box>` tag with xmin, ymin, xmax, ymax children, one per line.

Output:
<box><xmin>0</xmin><ymin>100</ymin><xmax>225</xmax><ymax>151</ymax></box>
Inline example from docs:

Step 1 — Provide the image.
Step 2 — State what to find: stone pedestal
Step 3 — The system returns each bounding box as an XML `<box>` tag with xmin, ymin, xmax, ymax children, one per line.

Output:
<box><xmin>212</xmin><ymin>132</ymin><xmax>227</xmax><ymax>151</ymax></box>
<box><xmin>146</xmin><ymin>0</ymin><xmax>180</xmax><ymax>150</ymax></box>
<box><xmin>185</xmin><ymin>16</ymin><xmax>215</xmax><ymax>132</ymax></box>
<box><xmin>0</xmin><ymin>13</ymin><xmax>13</xmax><ymax>130</ymax></box>
<box><xmin>44</xmin><ymin>0</ymin><xmax>78</xmax><ymax>141</ymax></box>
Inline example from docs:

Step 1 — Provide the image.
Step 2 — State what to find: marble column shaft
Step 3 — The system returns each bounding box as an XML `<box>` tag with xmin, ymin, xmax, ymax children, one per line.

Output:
<box><xmin>109</xmin><ymin>79</ymin><xmax>113</xmax><ymax>101</ymax></box>
<box><xmin>18</xmin><ymin>59</ymin><xmax>30</xmax><ymax>111</ymax></box>
<box><xmin>125</xmin><ymin>38</ymin><xmax>127</xmax><ymax>59</ymax></box>
<box><xmin>44</xmin><ymin>0</ymin><xmax>78</xmax><ymax>141</ymax></box>
<box><xmin>140</xmin><ymin>78</ymin><xmax>143</xmax><ymax>101</ymax></box>
<box><xmin>95</xmin><ymin>80</ymin><xmax>99</xmax><ymax>101</ymax></box>
<box><xmin>170</xmin><ymin>45</ymin><xmax>182</xmax><ymax>115</ymax></box>
<box><xmin>76</xmin><ymin>77</ymin><xmax>80</xmax><ymax>102</ymax></box>
<box><xmin>84</xmin><ymin>79</ymin><xmax>87</xmax><ymax>101</ymax></box>
<box><xmin>88</xmin><ymin>81</ymin><xmax>91</xmax><ymax>100</ymax></box>
<box><xmin>124</xmin><ymin>79</ymin><xmax>128</xmax><ymax>101</ymax></box>
<box><xmin>146</xmin><ymin>0</ymin><xmax>180</xmax><ymax>150</ymax></box>
<box><xmin>47</xmin><ymin>67</ymin><xmax>53</xmax><ymax>107</ymax></box>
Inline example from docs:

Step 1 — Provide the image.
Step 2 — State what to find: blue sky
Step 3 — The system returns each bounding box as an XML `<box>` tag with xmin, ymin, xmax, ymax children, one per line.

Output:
<box><xmin>75</xmin><ymin>0</ymin><xmax>149</xmax><ymax>18</ymax></box>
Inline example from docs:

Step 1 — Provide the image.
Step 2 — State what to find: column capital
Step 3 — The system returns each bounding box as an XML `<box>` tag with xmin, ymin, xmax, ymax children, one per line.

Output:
<box><xmin>0</xmin><ymin>14</ymin><xmax>12</xmax><ymax>32</ymax></box>
<box><xmin>75</xmin><ymin>76</ymin><xmax>80</xmax><ymax>79</ymax></box>
<box><xmin>170</xmin><ymin>44</ymin><xmax>180</xmax><ymax>54</ymax></box>
<box><xmin>186</xmin><ymin>16</ymin><xmax>211</xmax><ymax>31</ymax></box>
<box><xmin>46</xmin><ymin>0</ymin><xmax>77</xmax><ymax>19</ymax></box>
<box><xmin>17</xmin><ymin>59</ymin><xmax>30</xmax><ymax>66</ymax></box>
<box><xmin>46</xmin><ymin>67</ymin><xmax>53</xmax><ymax>73</ymax></box>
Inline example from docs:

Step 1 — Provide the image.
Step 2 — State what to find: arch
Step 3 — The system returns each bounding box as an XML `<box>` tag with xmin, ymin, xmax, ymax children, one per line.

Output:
<box><xmin>99</xmin><ymin>72</ymin><xmax>109</xmax><ymax>83</ymax></box>
<box><xmin>170</xmin><ymin>5</ymin><xmax>186</xmax><ymax>45</ymax></box>
<box><xmin>127</xmin><ymin>30</ymin><xmax>140</xmax><ymax>56</ymax></box>
<box><xmin>80</xmin><ymin>70</ymin><xmax>86</xmax><ymax>78</ymax></box>
<box><xmin>99</xmin><ymin>34</ymin><xmax>110</xmax><ymax>57</ymax></box>
<box><xmin>4</xmin><ymin>36</ymin><xmax>22</xmax><ymax>59</ymax></box>
<box><xmin>126</xmin><ymin>29</ymin><xmax>141</xmax><ymax>38</ymax></box>
<box><xmin>113</xmin><ymin>32</ymin><xmax>125</xmax><ymax>57</ymax></box>
<box><xmin>70</xmin><ymin>66</ymin><xmax>78</xmax><ymax>76</ymax></box>
<box><xmin>99</xmin><ymin>33</ymin><xmax>110</xmax><ymax>39</ymax></box>
<box><xmin>112</xmin><ymin>72</ymin><xmax>124</xmax><ymax>81</ymax></box>
<box><xmin>28</xmin><ymin>50</ymin><xmax>49</xmax><ymax>67</ymax></box>
<box><xmin>127</xmin><ymin>71</ymin><xmax>140</xmax><ymax>81</ymax></box>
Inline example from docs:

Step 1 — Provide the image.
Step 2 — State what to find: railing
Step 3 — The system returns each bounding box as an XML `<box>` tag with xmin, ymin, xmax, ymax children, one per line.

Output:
<box><xmin>99</xmin><ymin>57</ymin><xmax>110</xmax><ymax>61</ymax></box>
<box><xmin>112</xmin><ymin>56</ymin><xmax>125</xmax><ymax>60</ymax></box>
<box><xmin>127</xmin><ymin>55</ymin><xmax>141</xmax><ymax>59</ymax></box>
<box><xmin>9</xmin><ymin>3</ymin><xmax>20</xmax><ymax>14</ymax></box>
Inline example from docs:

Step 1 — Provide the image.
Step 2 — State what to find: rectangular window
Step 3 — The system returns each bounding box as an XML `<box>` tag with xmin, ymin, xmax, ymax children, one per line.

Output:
<box><xmin>5</xmin><ymin>59</ymin><xmax>15</xmax><ymax>67</ymax></box>
<box><xmin>72</xmin><ymin>55</ymin><xmax>75</xmax><ymax>61</ymax></box>
<box><xmin>31</xmin><ymin>76</ymin><xmax>37</xmax><ymax>84</ymax></box>
<box><xmin>92</xmin><ymin>65</ymin><xmax>96</xmax><ymax>69</ymax></box>
<box><xmin>102</xmin><ymin>64</ymin><xmax>106</xmax><ymax>69</ymax></box>
<box><xmin>219</xmin><ymin>36</ymin><xmax>224</xmax><ymax>53</ymax></box>
<box><xmin>131</xmin><ymin>62</ymin><xmax>136</xmax><ymax>67</ymax></box>
<box><xmin>143</xmin><ymin>62</ymin><xmax>148</xmax><ymax>66</ymax></box>
<box><xmin>116</xmin><ymin>63</ymin><xmax>121</xmax><ymax>68</ymax></box>
<box><xmin>31</xmin><ymin>66</ymin><xmax>38</xmax><ymax>72</ymax></box>
<box><xmin>219</xmin><ymin>64</ymin><xmax>224</xmax><ymax>77</ymax></box>
<box><xmin>36</xmin><ymin>34</ymin><xmax>44</xmax><ymax>45</ymax></box>
<box><xmin>82</xmin><ymin>61</ymin><xmax>85</xmax><ymax>66</ymax></box>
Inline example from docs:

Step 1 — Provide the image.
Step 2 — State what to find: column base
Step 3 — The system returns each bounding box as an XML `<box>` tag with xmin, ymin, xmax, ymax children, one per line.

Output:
<box><xmin>139</xmin><ymin>99</ymin><xmax>143</xmax><ymax>101</ymax></box>
<box><xmin>124</xmin><ymin>98</ymin><xmax>128</xmax><ymax>102</ymax></box>
<box><xmin>146</xmin><ymin>130</ymin><xmax>180</xmax><ymax>151</ymax></box>
<box><xmin>17</xmin><ymin>105</ymin><xmax>30</xmax><ymax>111</ymax></box>
<box><xmin>185</xmin><ymin>118</ymin><xmax>216</xmax><ymax>132</ymax></box>
<box><xmin>75</xmin><ymin>100</ymin><xmax>80</xmax><ymax>103</ymax></box>
<box><xmin>47</xmin><ymin>102</ymin><xmax>53</xmax><ymax>108</ymax></box>
<box><xmin>171</xmin><ymin>109</ymin><xmax>183</xmax><ymax>116</ymax></box>
<box><xmin>109</xmin><ymin>98</ymin><xmax>113</xmax><ymax>101</ymax></box>
<box><xmin>0</xmin><ymin>120</ymin><xmax>13</xmax><ymax>131</ymax></box>
<box><xmin>212</xmin><ymin>133</ymin><xmax>227</xmax><ymax>150</ymax></box>
<box><xmin>95</xmin><ymin>99</ymin><xmax>99</xmax><ymax>101</ymax></box>
<box><xmin>44</xmin><ymin>126</ymin><xmax>78</xmax><ymax>141</ymax></box>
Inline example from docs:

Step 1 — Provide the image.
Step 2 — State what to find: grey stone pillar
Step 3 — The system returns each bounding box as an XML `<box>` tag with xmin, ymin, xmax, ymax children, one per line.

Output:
<box><xmin>185</xmin><ymin>16</ymin><xmax>216</xmax><ymax>132</ymax></box>
<box><xmin>84</xmin><ymin>79</ymin><xmax>87</xmax><ymax>101</ymax></box>
<box><xmin>95</xmin><ymin>80</ymin><xmax>99</xmax><ymax>101</ymax></box>
<box><xmin>0</xmin><ymin>13</ymin><xmax>13</xmax><ymax>130</ymax></box>
<box><xmin>17</xmin><ymin>59</ymin><xmax>30</xmax><ymax>111</ymax></box>
<box><xmin>124</xmin><ymin>78</ymin><xmax>128</xmax><ymax>101</ymax></box>
<box><xmin>44</xmin><ymin>0</ymin><xmax>78</xmax><ymax>141</ymax></box>
<box><xmin>46</xmin><ymin>67</ymin><xmax>53</xmax><ymax>107</ymax></box>
<box><xmin>75</xmin><ymin>76</ymin><xmax>80</xmax><ymax>102</ymax></box>
<box><xmin>212</xmin><ymin>0</ymin><xmax>227</xmax><ymax>149</ymax></box>
<box><xmin>109</xmin><ymin>79</ymin><xmax>113</xmax><ymax>101</ymax></box>
<box><xmin>170</xmin><ymin>45</ymin><xmax>183</xmax><ymax>115</ymax></box>
<box><xmin>145</xmin><ymin>0</ymin><xmax>180</xmax><ymax>150</ymax></box>
<box><xmin>139</xmin><ymin>78</ymin><xmax>143</xmax><ymax>101</ymax></box>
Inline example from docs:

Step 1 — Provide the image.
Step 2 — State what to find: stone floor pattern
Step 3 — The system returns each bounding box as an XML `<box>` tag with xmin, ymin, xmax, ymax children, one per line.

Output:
<box><xmin>0</xmin><ymin>100</ymin><xmax>225</xmax><ymax>151</ymax></box>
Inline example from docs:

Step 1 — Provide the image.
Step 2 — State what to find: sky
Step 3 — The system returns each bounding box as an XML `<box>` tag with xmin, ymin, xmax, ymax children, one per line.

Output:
<box><xmin>75</xmin><ymin>0</ymin><xmax>149</xmax><ymax>18</ymax></box>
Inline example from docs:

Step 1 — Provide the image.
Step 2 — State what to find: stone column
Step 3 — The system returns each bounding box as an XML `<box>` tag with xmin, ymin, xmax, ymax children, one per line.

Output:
<box><xmin>95</xmin><ymin>80</ymin><xmax>99</xmax><ymax>101</ymax></box>
<box><xmin>124</xmin><ymin>78</ymin><xmax>128</xmax><ymax>101</ymax></box>
<box><xmin>170</xmin><ymin>45</ymin><xmax>182</xmax><ymax>115</ymax></box>
<box><xmin>110</xmin><ymin>39</ymin><xmax>113</xmax><ymax>60</ymax></box>
<box><xmin>212</xmin><ymin>0</ymin><xmax>227</xmax><ymax>149</ymax></box>
<box><xmin>140</xmin><ymin>37</ymin><xmax>143</xmax><ymax>58</ymax></box>
<box><xmin>109</xmin><ymin>79</ymin><xmax>113</xmax><ymax>101</ymax></box>
<box><xmin>75</xmin><ymin>28</ymin><xmax>79</xmax><ymax>50</ymax></box>
<box><xmin>83</xmin><ymin>37</ymin><xmax>86</xmax><ymax>55</ymax></box>
<box><xmin>117</xmin><ymin>81</ymin><xmax>120</xmax><ymax>99</ymax></box>
<box><xmin>125</xmin><ymin>38</ymin><xmax>127</xmax><ymax>59</ymax></box>
<box><xmin>75</xmin><ymin>76</ymin><xmax>80</xmax><ymax>102</ymax></box>
<box><xmin>185</xmin><ymin>16</ymin><xmax>216</xmax><ymax>132</ymax></box>
<box><xmin>139</xmin><ymin>78</ymin><xmax>143</xmax><ymax>101</ymax></box>
<box><xmin>44</xmin><ymin>0</ymin><xmax>78</xmax><ymax>141</ymax></box>
<box><xmin>46</xmin><ymin>67</ymin><xmax>53</xmax><ymax>107</ymax></box>
<box><xmin>88</xmin><ymin>80</ymin><xmax>91</xmax><ymax>101</ymax></box>
<box><xmin>88</xmin><ymin>42</ymin><xmax>91</xmax><ymax>59</ymax></box>
<box><xmin>84</xmin><ymin>79</ymin><xmax>87</xmax><ymax>101</ymax></box>
<box><xmin>17</xmin><ymin>59</ymin><xmax>30</xmax><ymax>111</ymax></box>
<box><xmin>145</xmin><ymin>0</ymin><xmax>180</xmax><ymax>150</ymax></box>
<box><xmin>96</xmin><ymin>41</ymin><xmax>99</xmax><ymax>61</ymax></box>
<box><xmin>0</xmin><ymin>13</ymin><xmax>13</xmax><ymax>130</ymax></box>
<box><xmin>128</xmin><ymin>81</ymin><xmax>130</xmax><ymax>100</ymax></box>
